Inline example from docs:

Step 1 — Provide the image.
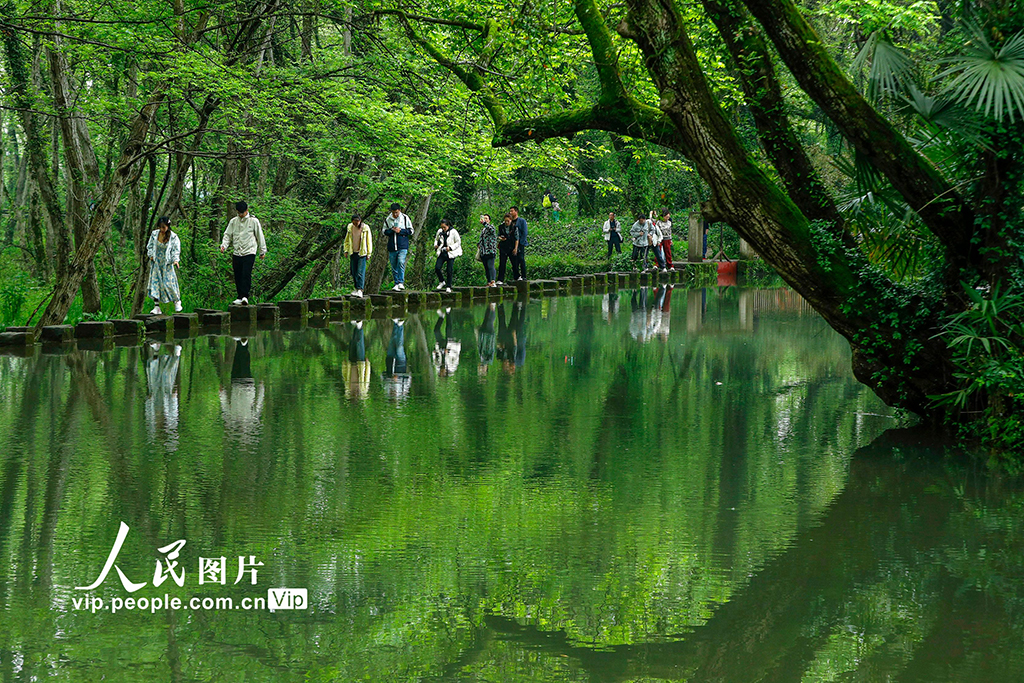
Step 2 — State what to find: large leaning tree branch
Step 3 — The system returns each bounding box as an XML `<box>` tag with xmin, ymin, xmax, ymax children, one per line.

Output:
<box><xmin>741</xmin><ymin>0</ymin><xmax>978</xmax><ymax>275</ymax></box>
<box><xmin>701</xmin><ymin>0</ymin><xmax>847</xmax><ymax>236</ymax></box>
<box><xmin>618</xmin><ymin>0</ymin><xmax>959</xmax><ymax>414</ymax></box>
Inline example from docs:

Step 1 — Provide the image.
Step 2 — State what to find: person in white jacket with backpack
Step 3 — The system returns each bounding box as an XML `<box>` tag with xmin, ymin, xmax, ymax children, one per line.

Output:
<box><xmin>433</xmin><ymin>218</ymin><xmax>462</xmax><ymax>293</ymax></box>
<box><xmin>220</xmin><ymin>201</ymin><xmax>267</xmax><ymax>305</ymax></box>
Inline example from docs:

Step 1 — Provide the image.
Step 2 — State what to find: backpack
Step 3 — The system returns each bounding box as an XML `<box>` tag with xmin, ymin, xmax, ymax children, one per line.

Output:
<box><xmin>542</xmin><ymin>194</ymin><xmax>552</xmax><ymax>208</ymax></box>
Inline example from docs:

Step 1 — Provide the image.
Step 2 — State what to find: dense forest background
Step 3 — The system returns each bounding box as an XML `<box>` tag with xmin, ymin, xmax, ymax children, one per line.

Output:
<box><xmin>0</xmin><ymin>0</ymin><xmax>1022</xmax><ymax>449</ymax></box>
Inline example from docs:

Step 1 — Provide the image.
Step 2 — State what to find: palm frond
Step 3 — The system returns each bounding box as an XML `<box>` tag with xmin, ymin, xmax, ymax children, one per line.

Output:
<box><xmin>854</xmin><ymin>31</ymin><xmax>915</xmax><ymax>103</ymax></box>
<box><xmin>938</xmin><ymin>25</ymin><xmax>1024</xmax><ymax>122</ymax></box>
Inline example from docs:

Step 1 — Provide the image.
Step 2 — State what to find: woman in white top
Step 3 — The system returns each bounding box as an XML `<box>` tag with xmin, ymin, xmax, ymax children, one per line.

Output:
<box><xmin>433</xmin><ymin>218</ymin><xmax>462</xmax><ymax>293</ymax></box>
<box><xmin>146</xmin><ymin>216</ymin><xmax>182</xmax><ymax>314</ymax></box>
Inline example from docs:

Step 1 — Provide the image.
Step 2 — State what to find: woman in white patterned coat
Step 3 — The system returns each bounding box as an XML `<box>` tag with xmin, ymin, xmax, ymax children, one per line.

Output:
<box><xmin>146</xmin><ymin>216</ymin><xmax>182</xmax><ymax>314</ymax></box>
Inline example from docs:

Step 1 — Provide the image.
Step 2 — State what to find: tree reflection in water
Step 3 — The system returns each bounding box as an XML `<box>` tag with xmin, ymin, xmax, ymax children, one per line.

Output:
<box><xmin>0</xmin><ymin>289</ymin><xmax>1019</xmax><ymax>682</ymax></box>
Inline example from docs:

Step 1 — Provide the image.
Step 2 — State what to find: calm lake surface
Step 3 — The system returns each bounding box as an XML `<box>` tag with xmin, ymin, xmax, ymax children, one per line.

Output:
<box><xmin>1</xmin><ymin>287</ymin><xmax>1022</xmax><ymax>682</ymax></box>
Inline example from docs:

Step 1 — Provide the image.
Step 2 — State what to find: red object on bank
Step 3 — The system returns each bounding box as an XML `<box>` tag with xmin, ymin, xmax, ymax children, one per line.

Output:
<box><xmin>717</xmin><ymin>261</ymin><xmax>737</xmax><ymax>287</ymax></box>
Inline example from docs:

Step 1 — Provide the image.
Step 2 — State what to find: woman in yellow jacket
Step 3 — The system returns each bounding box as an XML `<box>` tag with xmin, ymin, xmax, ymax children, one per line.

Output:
<box><xmin>343</xmin><ymin>214</ymin><xmax>373</xmax><ymax>297</ymax></box>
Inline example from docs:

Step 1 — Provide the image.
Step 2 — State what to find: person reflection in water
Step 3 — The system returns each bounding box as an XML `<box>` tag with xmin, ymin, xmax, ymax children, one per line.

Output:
<box><xmin>496</xmin><ymin>303</ymin><xmax>526</xmax><ymax>373</ymax></box>
<box><xmin>629</xmin><ymin>289</ymin><xmax>651</xmax><ymax>343</ymax></box>
<box><xmin>343</xmin><ymin>320</ymin><xmax>371</xmax><ymax>399</ymax></box>
<box><xmin>145</xmin><ymin>342</ymin><xmax>181</xmax><ymax>452</ymax></box>
<box><xmin>433</xmin><ymin>309</ymin><xmax>462</xmax><ymax>377</ymax></box>
<box><xmin>220</xmin><ymin>337</ymin><xmax>265</xmax><ymax>447</ymax></box>
<box><xmin>477</xmin><ymin>303</ymin><xmax>496</xmax><ymax>376</ymax></box>
<box><xmin>654</xmin><ymin>283</ymin><xmax>672</xmax><ymax>340</ymax></box>
<box><xmin>602</xmin><ymin>289</ymin><xmax>620</xmax><ymax>323</ymax></box>
<box><xmin>382</xmin><ymin>318</ymin><xmax>411</xmax><ymax>399</ymax></box>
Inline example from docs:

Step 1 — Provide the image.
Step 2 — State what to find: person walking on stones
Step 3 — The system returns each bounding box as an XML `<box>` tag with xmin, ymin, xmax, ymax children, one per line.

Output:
<box><xmin>433</xmin><ymin>218</ymin><xmax>462</xmax><ymax>293</ymax></box>
<box><xmin>383</xmin><ymin>202</ymin><xmax>414</xmax><ymax>291</ymax></box>
<box><xmin>644</xmin><ymin>211</ymin><xmax>667</xmax><ymax>272</ymax></box>
<box><xmin>221</xmin><ymin>201</ymin><xmax>267</xmax><ymax>305</ymax></box>
<box><xmin>478</xmin><ymin>213</ymin><xmax>498</xmax><ymax>287</ymax></box>
<box><xmin>510</xmin><ymin>205</ymin><xmax>528</xmax><ymax>280</ymax></box>
<box><xmin>603</xmin><ymin>211</ymin><xmax>622</xmax><ymax>259</ymax></box>
<box><xmin>344</xmin><ymin>214</ymin><xmax>372</xmax><ymax>298</ymax></box>
<box><xmin>497</xmin><ymin>213</ymin><xmax>515</xmax><ymax>284</ymax></box>
<box><xmin>656</xmin><ymin>209</ymin><xmax>674</xmax><ymax>271</ymax></box>
<box><xmin>630</xmin><ymin>213</ymin><xmax>649</xmax><ymax>270</ymax></box>
<box><xmin>146</xmin><ymin>216</ymin><xmax>182</xmax><ymax>314</ymax></box>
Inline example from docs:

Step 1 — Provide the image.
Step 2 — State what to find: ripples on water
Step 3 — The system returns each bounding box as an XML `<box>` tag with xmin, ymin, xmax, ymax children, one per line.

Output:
<box><xmin>0</xmin><ymin>288</ymin><xmax>1022</xmax><ymax>682</ymax></box>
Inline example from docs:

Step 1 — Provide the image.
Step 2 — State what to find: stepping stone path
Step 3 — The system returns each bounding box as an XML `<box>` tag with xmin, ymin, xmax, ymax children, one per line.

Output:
<box><xmin>0</xmin><ymin>262</ymin><xmax>720</xmax><ymax>352</ymax></box>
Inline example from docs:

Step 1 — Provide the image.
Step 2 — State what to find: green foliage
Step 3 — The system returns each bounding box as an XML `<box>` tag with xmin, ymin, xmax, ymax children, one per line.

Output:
<box><xmin>934</xmin><ymin>284</ymin><xmax>1024</xmax><ymax>453</ymax></box>
<box><xmin>0</xmin><ymin>271</ymin><xmax>30</xmax><ymax>326</ymax></box>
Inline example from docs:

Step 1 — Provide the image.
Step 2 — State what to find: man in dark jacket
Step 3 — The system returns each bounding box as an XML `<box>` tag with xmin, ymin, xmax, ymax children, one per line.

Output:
<box><xmin>382</xmin><ymin>203</ymin><xmax>414</xmax><ymax>291</ymax></box>
<box><xmin>509</xmin><ymin>205</ymin><xmax>528</xmax><ymax>281</ymax></box>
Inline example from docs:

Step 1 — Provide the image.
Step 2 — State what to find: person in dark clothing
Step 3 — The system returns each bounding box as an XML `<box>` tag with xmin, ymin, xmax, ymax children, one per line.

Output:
<box><xmin>497</xmin><ymin>213</ymin><xmax>516</xmax><ymax>283</ymax></box>
<box><xmin>509</xmin><ymin>205</ymin><xmax>528</xmax><ymax>280</ymax></box>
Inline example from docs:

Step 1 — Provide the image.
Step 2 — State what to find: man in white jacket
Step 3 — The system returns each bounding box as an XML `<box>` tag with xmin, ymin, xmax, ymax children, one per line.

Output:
<box><xmin>220</xmin><ymin>201</ymin><xmax>267</xmax><ymax>305</ymax></box>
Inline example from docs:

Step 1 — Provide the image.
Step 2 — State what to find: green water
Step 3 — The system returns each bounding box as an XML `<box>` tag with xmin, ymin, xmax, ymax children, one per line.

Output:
<box><xmin>1</xmin><ymin>288</ymin><xmax>1022</xmax><ymax>682</ymax></box>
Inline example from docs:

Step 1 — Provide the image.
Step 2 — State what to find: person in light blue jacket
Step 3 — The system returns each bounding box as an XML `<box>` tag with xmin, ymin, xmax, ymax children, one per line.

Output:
<box><xmin>146</xmin><ymin>216</ymin><xmax>182</xmax><ymax>314</ymax></box>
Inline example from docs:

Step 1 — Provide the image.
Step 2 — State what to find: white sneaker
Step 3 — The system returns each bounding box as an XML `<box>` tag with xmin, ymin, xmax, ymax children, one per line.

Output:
<box><xmin>445</xmin><ymin>287</ymin><xmax>452</xmax><ymax>293</ymax></box>
<box><xmin>173</xmin><ymin>301</ymin><xmax>183</xmax><ymax>312</ymax></box>
<box><xmin>496</xmin><ymin>281</ymin><xmax>504</xmax><ymax>285</ymax></box>
<box><xmin>351</xmin><ymin>290</ymin><xmax>359</xmax><ymax>296</ymax></box>
<box><xmin>393</xmin><ymin>284</ymin><xmax>402</xmax><ymax>291</ymax></box>
<box><xmin>398</xmin><ymin>283</ymin><xmax>405</xmax><ymax>291</ymax></box>
<box><xmin>231</xmin><ymin>298</ymin><xmax>243</xmax><ymax>305</ymax></box>
<box><xmin>435</xmin><ymin>283</ymin><xmax>445</xmax><ymax>291</ymax></box>
<box><xmin>354</xmin><ymin>289</ymin><xmax>363</xmax><ymax>298</ymax></box>
<box><xmin>241</xmin><ymin>297</ymin><xmax>248</xmax><ymax>305</ymax></box>
<box><xmin>151</xmin><ymin>305</ymin><xmax>162</xmax><ymax>315</ymax></box>
<box><xmin>661</xmin><ymin>268</ymin><xmax>668</xmax><ymax>274</ymax></box>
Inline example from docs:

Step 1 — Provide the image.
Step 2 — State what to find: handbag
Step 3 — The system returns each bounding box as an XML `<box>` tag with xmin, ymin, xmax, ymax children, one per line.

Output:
<box><xmin>475</xmin><ymin>245</ymin><xmax>483</xmax><ymax>262</ymax></box>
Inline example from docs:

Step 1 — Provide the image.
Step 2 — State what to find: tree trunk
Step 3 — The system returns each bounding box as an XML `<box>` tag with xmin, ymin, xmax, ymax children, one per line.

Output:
<box><xmin>48</xmin><ymin>13</ymin><xmax>102</xmax><ymax>313</ymax></box>
<box><xmin>408</xmin><ymin>193</ymin><xmax>434</xmax><ymax>289</ymax></box>
<box><xmin>619</xmin><ymin>0</ymin><xmax>959</xmax><ymax>415</ymax></box>
<box><xmin>702</xmin><ymin>0</ymin><xmax>844</xmax><ymax>233</ymax></box>
<box><xmin>741</xmin><ymin>0</ymin><xmax>976</xmax><ymax>276</ymax></box>
<box><xmin>298</xmin><ymin>254</ymin><xmax>330</xmax><ymax>298</ymax></box>
<box><xmin>37</xmin><ymin>89</ymin><xmax>166</xmax><ymax>326</ymax></box>
<box><xmin>1</xmin><ymin>6</ymin><xmax>68</xmax><ymax>281</ymax></box>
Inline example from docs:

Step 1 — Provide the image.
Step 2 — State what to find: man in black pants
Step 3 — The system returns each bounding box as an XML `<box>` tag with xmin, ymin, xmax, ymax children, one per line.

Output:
<box><xmin>220</xmin><ymin>201</ymin><xmax>267</xmax><ymax>305</ymax></box>
<box><xmin>509</xmin><ymin>205</ymin><xmax>528</xmax><ymax>280</ymax></box>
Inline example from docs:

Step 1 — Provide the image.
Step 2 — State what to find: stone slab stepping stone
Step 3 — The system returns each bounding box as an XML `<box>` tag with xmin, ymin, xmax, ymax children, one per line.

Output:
<box><xmin>278</xmin><ymin>300</ymin><xmax>308</xmax><ymax>318</ymax></box>
<box><xmin>229</xmin><ymin>305</ymin><xmax>257</xmax><ymax>323</ymax></box>
<box><xmin>307</xmin><ymin>298</ymin><xmax>329</xmax><ymax>314</ymax></box>
<box><xmin>110</xmin><ymin>319</ymin><xmax>144</xmax><ymax>341</ymax></box>
<box><xmin>75</xmin><ymin>320</ymin><xmax>114</xmax><ymax>339</ymax></box>
<box><xmin>368</xmin><ymin>294</ymin><xmax>391</xmax><ymax>307</ymax></box>
<box><xmin>173</xmin><ymin>313</ymin><xmax>199</xmax><ymax>331</ymax></box>
<box><xmin>142</xmin><ymin>316</ymin><xmax>173</xmax><ymax>333</ymax></box>
<box><xmin>200</xmin><ymin>311</ymin><xmax>230</xmax><ymax>326</ymax></box>
<box><xmin>0</xmin><ymin>330</ymin><xmax>38</xmax><ymax>346</ymax></box>
<box><xmin>194</xmin><ymin>308</ymin><xmax>219</xmax><ymax>316</ymax></box>
<box><xmin>40</xmin><ymin>325</ymin><xmax>75</xmax><ymax>343</ymax></box>
<box><xmin>405</xmin><ymin>291</ymin><xmax>428</xmax><ymax>304</ymax></box>
<box><xmin>255</xmin><ymin>304</ymin><xmax>280</xmax><ymax>322</ymax></box>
